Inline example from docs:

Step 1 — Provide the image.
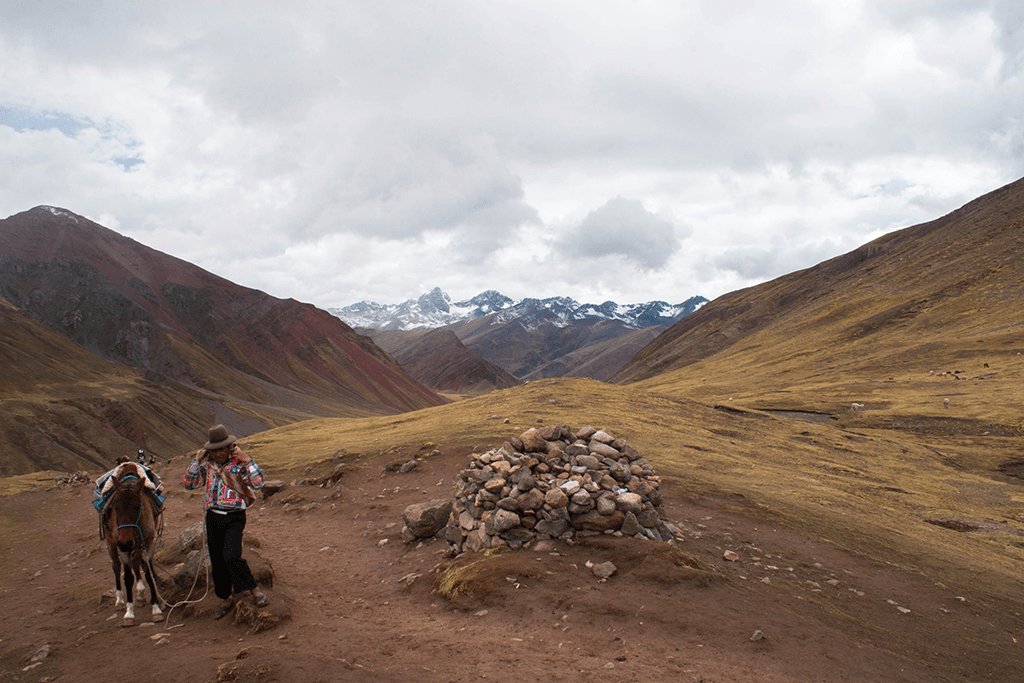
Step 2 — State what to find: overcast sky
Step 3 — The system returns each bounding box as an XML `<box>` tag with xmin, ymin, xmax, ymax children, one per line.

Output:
<box><xmin>2</xmin><ymin>1</ymin><xmax>1022</xmax><ymax>309</ymax></box>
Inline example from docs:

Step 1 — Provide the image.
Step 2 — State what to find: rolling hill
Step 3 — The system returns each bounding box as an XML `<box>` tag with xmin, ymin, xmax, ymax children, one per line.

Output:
<box><xmin>362</xmin><ymin>328</ymin><xmax>521</xmax><ymax>395</ymax></box>
<box><xmin>613</xmin><ymin>175</ymin><xmax>1024</xmax><ymax>423</ymax></box>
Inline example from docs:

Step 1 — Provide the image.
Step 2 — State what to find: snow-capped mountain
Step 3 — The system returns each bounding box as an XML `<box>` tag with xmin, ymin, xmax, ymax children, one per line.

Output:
<box><xmin>330</xmin><ymin>287</ymin><xmax>707</xmax><ymax>331</ymax></box>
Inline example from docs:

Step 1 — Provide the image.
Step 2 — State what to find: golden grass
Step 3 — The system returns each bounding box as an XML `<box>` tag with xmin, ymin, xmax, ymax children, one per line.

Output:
<box><xmin>236</xmin><ymin>369</ymin><xmax>1024</xmax><ymax>619</ymax></box>
<box><xmin>0</xmin><ymin>471</ymin><xmax>66</xmax><ymax>495</ymax></box>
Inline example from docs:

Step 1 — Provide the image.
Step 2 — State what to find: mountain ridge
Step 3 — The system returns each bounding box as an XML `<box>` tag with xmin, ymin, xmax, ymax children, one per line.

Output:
<box><xmin>330</xmin><ymin>287</ymin><xmax>707</xmax><ymax>331</ymax></box>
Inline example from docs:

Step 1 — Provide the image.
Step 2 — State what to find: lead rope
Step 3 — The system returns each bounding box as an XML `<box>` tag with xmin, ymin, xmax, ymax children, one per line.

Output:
<box><xmin>157</xmin><ymin>510</ymin><xmax>213</xmax><ymax>629</ymax></box>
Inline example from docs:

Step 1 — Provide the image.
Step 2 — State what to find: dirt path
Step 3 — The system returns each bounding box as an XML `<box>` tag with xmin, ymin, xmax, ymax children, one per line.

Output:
<box><xmin>0</xmin><ymin>448</ymin><xmax>1015</xmax><ymax>682</ymax></box>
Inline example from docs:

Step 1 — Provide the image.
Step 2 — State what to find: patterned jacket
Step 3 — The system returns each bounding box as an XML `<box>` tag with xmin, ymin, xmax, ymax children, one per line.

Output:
<box><xmin>182</xmin><ymin>446</ymin><xmax>264</xmax><ymax>511</ymax></box>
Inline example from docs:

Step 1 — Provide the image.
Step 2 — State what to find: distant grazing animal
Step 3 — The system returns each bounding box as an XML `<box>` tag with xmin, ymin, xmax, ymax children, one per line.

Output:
<box><xmin>103</xmin><ymin>465</ymin><xmax>164</xmax><ymax>627</ymax></box>
<box><xmin>850</xmin><ymin>402</ymin><xmax>864</xmax><ymax>411</ymax></box>
<box><xmin>943</xmin><ymin>398</ymin><xmax>950</xmax><ymax>408</ymax></box>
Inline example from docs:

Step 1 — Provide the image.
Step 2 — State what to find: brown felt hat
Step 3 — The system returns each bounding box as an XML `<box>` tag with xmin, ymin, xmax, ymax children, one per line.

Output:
<box><xmin>203</xmin><ymin>424</ymin><xmax>237</xmax><ymax>450</ymax></box>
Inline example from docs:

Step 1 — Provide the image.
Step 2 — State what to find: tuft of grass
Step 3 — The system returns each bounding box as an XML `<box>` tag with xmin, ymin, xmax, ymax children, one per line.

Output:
<box><xmin>64</xmin><ymin>580</ymin><xmax>107</xmax><ymax>608</ymax></box>
<box><xmin>0</xmin><ymin>471</ymin><xmax>67</xmax><ymax>495</ymax></box>
<box><xmin>436</xmin><ymin>550</ymin><xmax>505</xmax><ymax>603</ymax></box>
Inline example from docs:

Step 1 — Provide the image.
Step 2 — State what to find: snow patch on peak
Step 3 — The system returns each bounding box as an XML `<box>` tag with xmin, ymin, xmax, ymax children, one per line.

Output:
<box><xmin>39</xmin><ymin>206</ymin><xmax>78</xmax><ymax>222</ymax></box>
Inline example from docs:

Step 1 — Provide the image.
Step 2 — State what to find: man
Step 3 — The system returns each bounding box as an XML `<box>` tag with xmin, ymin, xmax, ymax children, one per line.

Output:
<box><xmin>182</xmin><ymin>424</ymin><xmax>268</xmax><ymax>618</ymax></box>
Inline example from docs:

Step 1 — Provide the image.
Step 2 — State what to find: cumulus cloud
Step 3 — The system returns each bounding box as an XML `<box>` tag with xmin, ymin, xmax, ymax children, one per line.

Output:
<box><xmin>557</xmin><ymin>198</ymin><xmax>685</xmax><ymax>271</ymax></box>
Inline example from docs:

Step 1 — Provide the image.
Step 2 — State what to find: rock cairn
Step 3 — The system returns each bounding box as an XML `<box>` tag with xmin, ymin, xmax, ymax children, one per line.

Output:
<box><xmin>440</xmin><ymin>425</ymin><xmax>672</xmax><ymax>553</ymax></box>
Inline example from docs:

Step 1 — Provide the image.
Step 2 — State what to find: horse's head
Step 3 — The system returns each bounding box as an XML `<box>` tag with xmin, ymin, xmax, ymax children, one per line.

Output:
<box><xmin>110</xmin><ymin>474</ymin><xmax>144</xmax><ymax>554</ymax></box>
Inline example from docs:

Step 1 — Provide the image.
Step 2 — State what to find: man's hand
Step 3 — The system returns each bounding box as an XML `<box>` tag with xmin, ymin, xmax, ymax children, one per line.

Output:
<box><xmin>235</xmin><ymin>451</ymin><xmax>250</xmax><ymax>464</ymax></box>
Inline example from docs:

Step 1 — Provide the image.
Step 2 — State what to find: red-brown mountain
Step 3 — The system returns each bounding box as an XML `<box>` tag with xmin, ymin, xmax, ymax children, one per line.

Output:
<box><xmin>363</xmin><ymin>328</ymin><xmax>521</xmax><ymax>395</ymax></box>
<box><xmin>0</xmin><ymin>206</ymin><xmax>444</xmax><ymax>474</ymax></box>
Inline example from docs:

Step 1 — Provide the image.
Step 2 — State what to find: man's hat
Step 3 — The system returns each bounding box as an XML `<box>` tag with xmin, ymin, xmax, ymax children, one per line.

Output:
<box><xmin>204</xmin><ymin>424</ymin><xmax>237</xmax><ymax>450</ymax></box>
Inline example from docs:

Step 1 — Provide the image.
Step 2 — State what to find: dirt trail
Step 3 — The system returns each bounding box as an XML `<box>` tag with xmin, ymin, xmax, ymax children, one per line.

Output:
<box><xmin>0</xmin><ymin>448</ymin><xmax>1015</xmax><ymax>682</ymax></box>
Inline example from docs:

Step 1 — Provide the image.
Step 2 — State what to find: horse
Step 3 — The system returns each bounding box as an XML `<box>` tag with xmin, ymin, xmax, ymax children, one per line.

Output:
<box><xmin>103</xmin><ymin>466</ymin><xmax>164</xmax><ymax>627</ymax></box>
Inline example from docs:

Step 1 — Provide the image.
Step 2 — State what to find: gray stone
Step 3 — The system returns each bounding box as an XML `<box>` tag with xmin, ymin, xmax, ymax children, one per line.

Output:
<box><xmin>572</xmin><ymin>509</ymin><xmax>624</xmax><ymax>532</ymax></box>
<box><xmin>465</xmin><ymin>528</ymin><xmax>489</xmax><ymax>552</ymax></box>
<box><xmin>589</xmin><ymin>442</ymin><xmax>620</xmax><ymax>458</ymax></box>
<box><xmin>592</xmin><ymin>561</ymin><xmax>617</xmax><ymax>579</ymax></box>
<box><xmin>444</xmin><ymin>522</ymin><xmax>465</xmax><ymax>544</ymax></box>
<box><xmin>559</xmin><ymin>480</ymin><xmax>582</xmax><ymax>496</ymax></box>
<box><xmin>535</xmin><ymin>519</ymin><xmax>570</xmax><ymax>537</ymax></box>
<box><xmin>609</xmin><ymin>462</ymin><xmax>631</xmax><ymax>483</ymax></box>
<box><xmin>545</xmin><ymin>487</ymin><xmax>569</xmax><ymax>508</ymax></box>
<box><xmin>459</xmin><ymin>510</ymin><xmax>476</xmax><ymax>530</ymax></box>
<box><xmin>575</xmin><ymin>455</ymin><xmax>602</xmax><ymax>470</ymax></box>
<box><xmin>464</xmin><ymin>469</ymin><xmax>491</xmax><ymax>484</ymax></box>
<box><xmin>174</xmin><ymin>549</ymin><xmax>209</xmax><ymax>590</ymax></box>
<box><xmin>485</xmin><ymin>509</ymin><xmax>521</xmax><ymax>534</ymax></box>
<box><xmin>500</xmin><ymin>527</ymin><xmax>535</xmax><ymax>544</ymax></box>
<box><xmin>570</xmin><ymin>490</ymin><xmax>593</xmax><ymax>505</ymax></box>
<box><xmin>620</xmin><ymin>511</ymin><xmax>644</xmax><ymax>536</ymax></box>
<box><xmin>178</xmin><ymin>522</ymin><xmax>205</xmax><ymax>553</ymax></box>
<box><xmin>615</xmin><ymin>492</ymin><xmax>643</xmax><ymax>515</ymax></box>
<box><xmin>576</xmin><ymin>425</ymin><xmax>597</xmax><ymax>440</ymax></box>
<box><xmin>596</xmin><ymin>496</ymin><xmax>617</xmax><ymax>516</ymax></box>
<box><xmin>637</xmin><ymin>509</ymin><xmax>661</xmax><ymax>528</ymax></box>
<box><xmin>497</xmin><ymin>497</ymin><xmax>521</xmax><ymax>512</ymax></box>
<box><xmin>519</xmin><ymin>428</ymin><xmax>548</xmax><ymax>453</ymax></box>
<box><xmin>516</xmin><ymin>488</ymin><xmax>546</xmax><ymax>512</ymax></box>
<box><xmin>484</xmin><ymin>477</ymin><xmax>506</xmax><ymax>493</ymax></box>
<box><xmin>261</xmin><ymin>480</ymin><xmax>287</xmax><ymax>498</ymax></box>
<box><xmin>511</xmin><ymin>468</ymin><xmax>535</xmax><ymax>490</ymax></box>
<box><xmin>402</xmin><ymin>499</ymin><xmax>454</xmax><ymax>539</ymax></box>
<box><xmin>565</xmin><ymin>442</ymin><xmax>590</xmax><ymax>457</ymax></box>
<box><xmin>590</xmin><ymin>430</ymin><xmax>616</xmax><ymax>445</ymax></box>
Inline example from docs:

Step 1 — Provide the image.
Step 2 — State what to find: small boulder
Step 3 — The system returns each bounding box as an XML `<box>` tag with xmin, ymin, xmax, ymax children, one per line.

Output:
<box><xmin>261</xmin><ymin>480</ymin><xmax>287</xmax><ymax>499</ymax></box>
<box><xmin>519</xmin><ymin>428</ymin><xmax>548</xmax><ymax>453</ymax></box>
<box><xmin>178</xmin><ymin>522</ymin><xmax>205</xmax><ymax>554</ymax></box>
<box><xmin>402</xmin><ymin>500</ymin><xmax>454</xmax><ymax>539</ymax></box>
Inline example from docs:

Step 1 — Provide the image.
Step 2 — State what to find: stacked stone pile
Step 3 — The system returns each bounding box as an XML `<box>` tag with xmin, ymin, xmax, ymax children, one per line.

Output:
<box><xmin>439</xmin><ymin>424</ymin><xmax>674</xmax><ymax>553</ymax></box>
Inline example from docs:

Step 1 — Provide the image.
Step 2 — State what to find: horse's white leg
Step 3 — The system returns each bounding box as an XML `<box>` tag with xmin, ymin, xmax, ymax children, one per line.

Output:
<box><xmin>142</xmin><ymin>559</ymin><xmax>164</xmax><ymax>622</ymax></box>
<box><xmin>115</xmin><ymin>589</ymin><xmax>126</xmax><ymax>609</ymax></box>
<box><xmin>122</xmin><ymin>601</ymin><xmax>135</xmax><ymax>627</ymax></box>
<box><xmin>121</xmin><ymin>564</ymin><xmax>135</xmax><ymax>627</ymax></box>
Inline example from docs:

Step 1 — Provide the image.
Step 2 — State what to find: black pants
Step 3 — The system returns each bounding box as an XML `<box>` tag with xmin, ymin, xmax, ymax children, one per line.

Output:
<box><xmin>205</xmin><ymin>509</ymin><xmax>257</xmax><ymax>600</ymax></box>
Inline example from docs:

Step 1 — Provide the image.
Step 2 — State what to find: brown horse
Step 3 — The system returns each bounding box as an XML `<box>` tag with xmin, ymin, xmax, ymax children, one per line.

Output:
<box><xmin>103</xmin><ymin>466</ymin><xmax>164</xmax><ymax>627</ymax></box>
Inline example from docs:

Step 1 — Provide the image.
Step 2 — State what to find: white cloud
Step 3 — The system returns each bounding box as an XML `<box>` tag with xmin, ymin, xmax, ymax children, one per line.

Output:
<box><xmin>1</xmin><ymin>1</ymin><xmax>1022</xmax><ymax>308</ymax></box>
<box><xmin>557</xmin><ymin>198</ymin><xmax>685</xmax><ymax>271</ymax></box>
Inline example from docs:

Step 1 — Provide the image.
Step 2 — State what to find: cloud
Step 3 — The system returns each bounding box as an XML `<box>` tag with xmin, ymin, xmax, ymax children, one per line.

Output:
<box><xmin>557</xmin><ymin>197</ymin><xmax>685</xmax><ymax>271</ymax></box>
<box><xmin>1</xmin><ymin>1</ymin><xmax>1023</xmax><ymax>309</ymax></box>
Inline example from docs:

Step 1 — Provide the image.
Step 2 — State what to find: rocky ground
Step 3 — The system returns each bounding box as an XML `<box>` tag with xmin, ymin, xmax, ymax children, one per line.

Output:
<box><xmin>0</xmin><ymin>444</ymin><xmax>1015</xmax><ymax>683</ymax></box>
